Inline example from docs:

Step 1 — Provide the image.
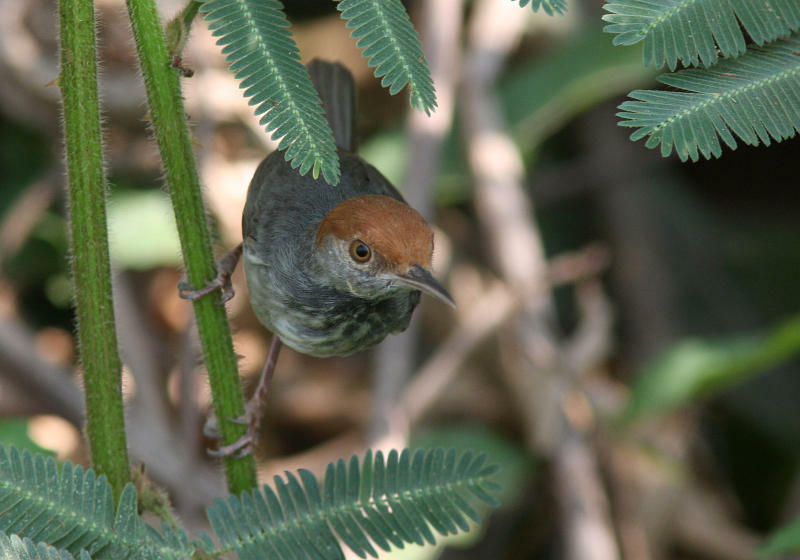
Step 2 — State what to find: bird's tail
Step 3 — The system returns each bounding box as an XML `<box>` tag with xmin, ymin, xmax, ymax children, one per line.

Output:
<box><xmin>307</xmin><ymin>59</ymin><xmax>357</xmax><ymax>152</ymax></box>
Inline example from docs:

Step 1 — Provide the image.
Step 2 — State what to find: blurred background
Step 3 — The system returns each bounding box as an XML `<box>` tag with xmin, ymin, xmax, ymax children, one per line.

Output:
<box><xmin>1</xmin><ymin>0</ymin><xmax>800</xmax><ymax>558</ymax></box>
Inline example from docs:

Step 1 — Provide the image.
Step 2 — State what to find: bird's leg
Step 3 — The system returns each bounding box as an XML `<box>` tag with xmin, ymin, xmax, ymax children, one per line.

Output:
<box><xmin>206</xmin><ymin>336</ymin><xmax>283</xmax><ymax>458</ymax></box>
<box><xmin>178</xmin><ymin>243</ymin><xmax>243</xmax><ymax>303</ymax></box>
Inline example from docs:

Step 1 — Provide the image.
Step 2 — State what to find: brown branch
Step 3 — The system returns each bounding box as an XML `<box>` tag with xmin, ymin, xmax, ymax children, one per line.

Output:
<box><xmin>0</xmin><ymin>298</ymin><xmax>222</xmax><ymax>518</ymax></box>
<box><xmin>555</xmin><ymin>433</ymin><xmax>621</xmax><ymax>560</ymax></box>
<box><xmin>0</xmin><ymin>170</ymin><xmax>59</xmax><ymax>256</ymax></box>
<box><xmin>0</xmin><ymin>318</ymin><xmax>84</xmax><ymax>427</ymax></box>
<box><xmin>383</xmin><ymin>244</ymin><xmax>610</xmax><ymax>440</ymax></box>
<box><xmin>397</xmin><ymin>281</ymin><xmax>515</xmax><ymax>430</ymax></box>
<box><xmin>460</xmin><ymin>2</ymin><xmax>619</xmax><ymax>558</ymax></box>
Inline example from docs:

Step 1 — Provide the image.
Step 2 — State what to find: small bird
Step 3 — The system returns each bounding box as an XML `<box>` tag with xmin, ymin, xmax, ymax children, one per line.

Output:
<box><xmin>182</xmin><ymin>60</ymin><xmax>453</xmax><ymax>456</ymax></box>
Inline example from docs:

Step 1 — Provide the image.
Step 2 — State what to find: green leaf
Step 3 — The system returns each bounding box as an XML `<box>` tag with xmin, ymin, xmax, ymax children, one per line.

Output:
<box><xmin>0</xmin><ymin>444</ymin><xmax>194</xmax><ymax>559</ymax></box>
<box><xmin>200</xmin><ymin>0</ymin><xmax>340</xmax><ymax>184</ymax></box>
<box><xmin>205</xmin><ymin>448</ymin><xmax>502</xmax><ymax>559</ymax></box>
<box><xmin>603</xmin><ymin>0</ymin><xmax>800</xmax><ymax>70</ymax></box>
<box><xmin>0</xmin><ymin>419</ymin><xmax>56</xmax><ymax>457</ymax></box>
<box><xmin>337</xmin><ymin>0</ymin><xmax>436</xmax><ymax>115</ymax></box>
<box><xmin>511</xmin><ymin>0</ymin><xmax>567</xmax><ymax>16</ymax></box>
<box><xmin>0</xmin><ymin>533</ymin><xmax>87</xmax><ymax>560</ymax></box>
<box><xmin>759</xmin><ymin>515</ymin><xmax>800</xmax><ymax>558</ymax></box>
<box><xmin>0</xmin><ymin>446</ymin><xmax>109</xmax><ymax>556</ymax></box>
<box><xmin>617</xmin><ymin>33</ymin><xmax>800</xmax><ymax>162</ymax></box>
<box><xmin>359</xmin><ymin>26</ymin><xmax>654</xmax><ymax>206</ymax></box>
<box><xmin>623</xmin><ymin>315</ymin><xmax>800</xmax><ymax>422</ymax></box>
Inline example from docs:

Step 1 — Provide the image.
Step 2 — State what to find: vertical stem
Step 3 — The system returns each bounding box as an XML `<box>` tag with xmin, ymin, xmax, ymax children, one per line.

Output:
<box><xmin>124</xmin><ymin>0</ymin><xmax>257</xmax><ymax>494</ymax></box>
<box><xmin>58</xmin><ymin>0</ymin><xmax>130</xmax><ymax>498</ymax></box>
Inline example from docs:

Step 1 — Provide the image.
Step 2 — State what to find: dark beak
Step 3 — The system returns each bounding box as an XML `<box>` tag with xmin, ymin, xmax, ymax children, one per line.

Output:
<box><xmin>394</xmin><ymin>265</ymin><xmax>455</xmax><ymax>307</ymax></box>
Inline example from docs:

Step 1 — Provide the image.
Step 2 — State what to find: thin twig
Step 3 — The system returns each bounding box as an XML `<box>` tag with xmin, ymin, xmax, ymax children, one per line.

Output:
<box><xmin>0</xmin><ymin>318</ymin><xmax>84</xmax><ymax>427</ymax></box>
<box><xmin>554</xmin><ymin>433</ymin><xmax>621</xmax><ymax>560</ymax></box>
<box><xmin>602</xmin><ymin>420</ymin><xmax>761</xmax><ymax>560</ymax></box>
<box><xmin>0</xmin><ymin>313</ymin><xmax>222</xmax><ymax>516</ymax></box>
<box><xmin>564</xmin><ymin>278</ymin><xmax>615</xmax><ymax>375</ymax></box>
<box><xmin>462</xmin><ymin>0</ymin><xmax>560</xmax><ymax>448</ymax></box>
<box><xmin>398</xmin><ymin>281</ymin><xmax>515</xmax><ymax>429</ymax></box>
<box><xmin>673</xmin><ymin>485</ymin><xmax>761</xmax><ymax>560</ymax></box>
<box><xmin>113</xmin><ymin>272</ymin><xmax>171</xmax><ymax>426</ymax></box>
<box><xmin>0</xmin><ymin>170</ymin><xmax>59</xmax><ymax>256</ymax></box>
<box><xmin>382</xmin><ymin>244</ymin><xmax>609</xmax><ymax>443</ymax></box>
<box><xmin>461</xmin><ymin>2</ymin><xmax>619</xmax><ymax>558</ymax></box>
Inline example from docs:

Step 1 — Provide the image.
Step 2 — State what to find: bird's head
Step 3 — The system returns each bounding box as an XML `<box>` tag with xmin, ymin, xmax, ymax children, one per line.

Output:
<box><xmin>315</xmin><ymin>195</ymin><xmax>454</xmax><ymax>306</ymax></box>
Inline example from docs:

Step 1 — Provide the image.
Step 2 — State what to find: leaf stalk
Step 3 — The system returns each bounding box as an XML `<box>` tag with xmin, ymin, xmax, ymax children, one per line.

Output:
<box><xmin>124</xmin><ymin>0</ymin><xmax>257</xmax><ymax>494</ymax></box>
<box><xmin>58</xmin><ymin>0</ymin><xmax>131</xmax><ymax>500</ymax></box>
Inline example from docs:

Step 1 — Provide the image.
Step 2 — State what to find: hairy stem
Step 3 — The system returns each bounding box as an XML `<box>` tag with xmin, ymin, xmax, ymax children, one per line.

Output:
<box><xmin>125</xmin><ymin>0</ymin><xmax>257</xmax><ymax>493</ymax></box>
<box><xmin>58</xmin><ymin>0</ymin><xmax>130</xmax><ymax>499</ymax></box>
<box><xmin>164</xmin><ymin>0</ymin><xmax>202</xmax><ymax>59</ymax></box>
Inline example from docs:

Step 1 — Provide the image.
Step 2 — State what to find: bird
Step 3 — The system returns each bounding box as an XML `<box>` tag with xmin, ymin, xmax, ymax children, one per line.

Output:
<box><xmin>181</xmin><ymin>60</ymin><xmax>453</xmax><ymax>457</ymax></box>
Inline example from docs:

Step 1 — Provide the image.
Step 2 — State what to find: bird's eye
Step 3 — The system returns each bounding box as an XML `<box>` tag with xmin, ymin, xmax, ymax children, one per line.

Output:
<box><xmin>349</xmin><ymin>240</ymin><xmax>371</xmax><ymax>263</ymax></box>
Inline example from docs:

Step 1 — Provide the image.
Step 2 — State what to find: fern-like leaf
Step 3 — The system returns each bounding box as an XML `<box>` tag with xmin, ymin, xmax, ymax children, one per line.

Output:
<box><xmin>337</xmin><ymin>0</ymin><xmax>437</xmax><ymax>115</ymax></box>
<box><xmin>199</xmin><ymin>0</ymin><xmax>340</xmax><ymax>184</ymax></box>
<box><xmin>512</xmin><ymin>0</ymin><xmax>567</xmax><ymax>17</ymax></box>
<box><xmin>0</xmin><ymin>446</ymin><xmax>113</xmax><ymax>557</ymax></box>
<box><xmin>603</xmin><ymin>0</ymin><xmax>800</xmax><ymax>70</ymax></box>
<box><xmin>617</xmin><ymin>33</ymin><xmax>800</xmax><ymax>162</ymax></box>
<box><xmin>207</xmin><ymin>448</ymin><xmax>501</xmax><ymax>559</ymax></box>
<box><xmin>0</xmin><ymin>533</ymin><xmax>91</xmax><ymax>560</ymax></box>
<box><xmin>0</xmin><ymin>445</ymin><xmax>194</xmax><ymax>560</ymax></box>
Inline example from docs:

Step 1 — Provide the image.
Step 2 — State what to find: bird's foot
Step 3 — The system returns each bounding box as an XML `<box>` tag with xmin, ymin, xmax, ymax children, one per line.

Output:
<box><xmin>204</xmin><ymin>336</ymin><xmax>282</xmax><ymax>459</ymax></box>
<box><xmin>178</xmin><ymin>276</ymin><xmax>233</xmax><ymax>303</ymax></box>
<box><xmin>204</xmin><ymin>409</ymin><xmax>258</xmax><ymax>459</ymax></box>
<box><xmin>178</xmin><ymin>243</ymin><xmax>242</xmax><ymax>303</ymax></box>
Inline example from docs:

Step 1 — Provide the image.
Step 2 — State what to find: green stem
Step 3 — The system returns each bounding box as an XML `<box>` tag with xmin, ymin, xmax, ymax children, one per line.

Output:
<box><xmin>124</xmin><ymin>0</ymin><xmax>257</xmax><ymax>494</ymax></box>
<box><xmin>58</xmin><ymin>0</ymin><xmax>130</xmax><ymax>499</ymax></box>
<box><xmin>165</xmin><ymin>0</ymin><xmax>202</xmax><ymax>59</ymax></box>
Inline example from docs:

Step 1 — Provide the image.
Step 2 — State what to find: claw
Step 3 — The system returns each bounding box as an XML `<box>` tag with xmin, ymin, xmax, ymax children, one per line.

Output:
<box><xmin>203</xmin><ymin>413</ymin><xmax>221</xmax><ymax>439</ymax></box>
<box><xmin>178</xmin><ymin>243</ymin><xmax>242</xmax><ymax>303</ymax></box>
<box><xmin>205</xmin><ymin>408</ymin><xmax>257</xmax><ymax>458</ymax></box>
<box><xmin>207</xmin><ymin>436</ymin><xmax>253</xmax><ymax>459</ymax></box>
<box><xmin>220</xmin><ymin>283</ymin><xmax>235</xmax><ymax>303</ymax></box>
<box><xmin>179</xmin><ymin>277</ymin><xmax>226</xmax><ymax>302</ymax></box>
<box><xmin>204</xmin><ymin>335</ymin><xmax>282</xmax><ymax>460</ymax></box>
